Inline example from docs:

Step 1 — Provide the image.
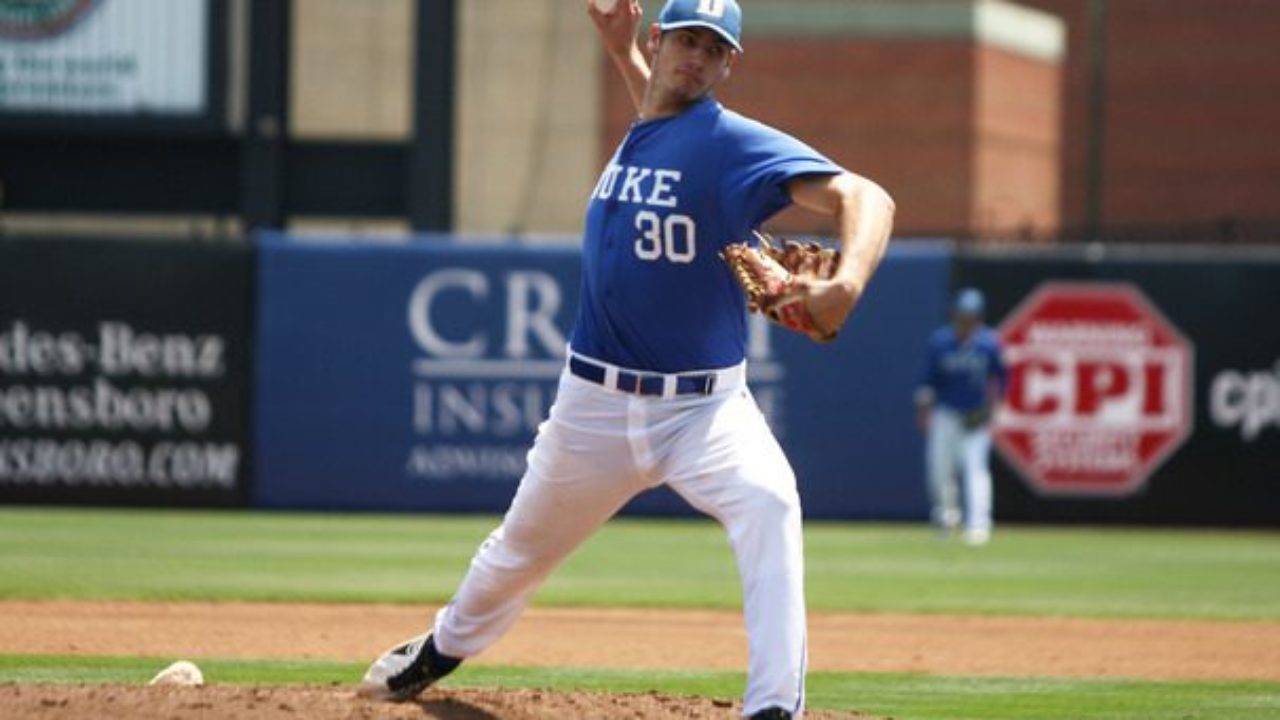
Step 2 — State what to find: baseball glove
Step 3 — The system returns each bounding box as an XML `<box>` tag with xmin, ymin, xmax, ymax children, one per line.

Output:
<box><xmin>961</xmin><ymin>405</ymin><xmax>993</xmax><ymax>430</ymax></box>
<box><xmin>721</xmin><ymin>232</ymin><xmax>842</xmax><ymax>342</ymax></box>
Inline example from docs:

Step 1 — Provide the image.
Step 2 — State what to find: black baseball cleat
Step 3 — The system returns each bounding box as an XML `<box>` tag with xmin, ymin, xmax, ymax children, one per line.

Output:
<box><xmin>749</xmin><ymin>707</ymin><xmax>793</xmax><ymax>720</ymax></box>
<box><xmin>357</xmin><ymin>633</ymin><xmax>461</xmax><ymax>702</ymax></box>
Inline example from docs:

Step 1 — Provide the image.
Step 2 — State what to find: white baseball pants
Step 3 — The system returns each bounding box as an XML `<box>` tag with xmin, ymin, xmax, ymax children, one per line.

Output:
<box><xmin>926</xmin><ymin>407</ymin><xmax>993</xmax><ymax>533</ymax></box>
<box><xmin>432</xmin><ymin>356</ymin><xmax>807</xmax><ymax>717</ymax></box>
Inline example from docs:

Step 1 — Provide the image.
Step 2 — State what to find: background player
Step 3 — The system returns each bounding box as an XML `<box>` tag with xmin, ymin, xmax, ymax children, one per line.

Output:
<box><xmin>359</xmin><ymin>1</ymin><xmax>895</xmax><ymax>718</ymax></box>
<box><xmin>915</xmin><ymin>288</ymin><xmax>1007</xmax><ymax>545</ymax></box>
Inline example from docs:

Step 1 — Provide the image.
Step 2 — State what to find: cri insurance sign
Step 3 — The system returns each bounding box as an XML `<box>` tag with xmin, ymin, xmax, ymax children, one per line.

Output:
<box><xmin>994</xmin><ymin>283</ymin><xmax>1194</xmax><ymax>497</ymax></box>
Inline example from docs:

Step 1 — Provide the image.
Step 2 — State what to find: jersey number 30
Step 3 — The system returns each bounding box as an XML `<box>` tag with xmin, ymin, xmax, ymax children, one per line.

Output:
<box><xmin>634</xmin><ymin>210</ymin><xmax>696</xmax><ymax>264</ymax></box>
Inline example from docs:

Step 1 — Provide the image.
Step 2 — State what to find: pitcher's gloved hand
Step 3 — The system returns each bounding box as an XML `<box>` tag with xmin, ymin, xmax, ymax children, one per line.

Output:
<box><xmin>721</xmin><ymin>232</ymin><xmax>846</xmax><ymax>343</ymax></box>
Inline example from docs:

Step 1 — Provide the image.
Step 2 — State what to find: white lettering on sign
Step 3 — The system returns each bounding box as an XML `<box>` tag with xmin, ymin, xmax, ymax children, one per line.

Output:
<box><xmin>407</xmin><ymin>269</ymin><xmax>567</xmax><ymax>362</ymax></box>
<box><xmin>505</xmin><ymin>272</ymin><xmax>564</xmax><ymax>359</ymax></box>
<box><xmin>0</xmin><ymin>378</ymin><xmax>211</xmax><ymax>433</ymax></box>
<box><xmin>0</xmin><ymin>439</ymin><xmax>239</xmax><ymax>489</ymax></box>
<box><xmin>1003</xmin><ymin>348</ymin><xmax>1185</xmax><ymax>428</ymax></box>
<box><xmin>0</xmin><ymin>321</ymin><xmax>223</xmax><ymax>378</ymax></box>
<box><xmin>407</xmin><ymin>269</ymin><xmax>489</xmax><ymax>358</ymax></box>
<box><xmin>413</xmin><ymin>381</ymin><xmax>550</xmax><ymax>437</ymax></box>
<box><xmin>1210</xmin><ymin>361</ymin><xmax>1280</xmax><ymax>442</ymax></box>
<box><xmin>0</xmin><ymin>318</ymin><xmax>238</xmax><ymax>491</ymax></box>
<box><xmin>98</xmin><ymin>322</ymin><xmax>225</xmax><ymax>378</ymax></box>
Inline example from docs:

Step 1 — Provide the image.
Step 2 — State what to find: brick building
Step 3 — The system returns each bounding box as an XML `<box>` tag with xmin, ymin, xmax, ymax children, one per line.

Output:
<box><xmin>605</xmin><ymin>0</ymin><xmax>1280</xmax><ymax>241</ymax></box>
<box><xmin>1021</xmin><ymin>0</ymin><xmax>1280</xmax><ymax>240</ymax></box>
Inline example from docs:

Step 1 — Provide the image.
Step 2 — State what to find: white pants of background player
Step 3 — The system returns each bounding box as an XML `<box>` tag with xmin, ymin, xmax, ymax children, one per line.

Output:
<box><xmin>926</xmin><ymin>407</ymin><xmax>993</xmax><ymax>534</ymax></box>
<box><xmin>432</xmin><ymin>356</ymin><xmax>807</xmax><ymax>718</ymax></box>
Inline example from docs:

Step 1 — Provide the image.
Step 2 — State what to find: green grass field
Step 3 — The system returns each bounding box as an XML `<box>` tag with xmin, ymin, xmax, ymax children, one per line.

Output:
<box><xmin>1</xmin><ymin>507</ymin><xmax>1279</xmax><ymax>719</ymax></box>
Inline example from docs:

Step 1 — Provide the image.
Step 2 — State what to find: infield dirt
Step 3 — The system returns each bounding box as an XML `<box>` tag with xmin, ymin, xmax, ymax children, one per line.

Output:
<box><xmin>3</xmin><ymin>600</ymin><xmax>1279</xmax><ymax>718</ymax></box>
<box><xmin>5</xmin><ymin>601</ymin><xmax>1279</xmax><ymax>681</ymax></box>
<box><xmin>0</xmin><ymin>684</ymin><xmax>871</xmax><ymax>719</ymax></box>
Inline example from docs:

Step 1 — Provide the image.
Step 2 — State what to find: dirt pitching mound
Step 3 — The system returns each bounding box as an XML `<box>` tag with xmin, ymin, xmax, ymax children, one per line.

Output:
<box><xmin>0</xmin><ymin>684</ymin><xmax>871</xmax><ymax>719</ymax></box>
<box><xmin>6</xmin><ymin>601</ymin><xmax>1280</xmax><ymax>681</ymax></box>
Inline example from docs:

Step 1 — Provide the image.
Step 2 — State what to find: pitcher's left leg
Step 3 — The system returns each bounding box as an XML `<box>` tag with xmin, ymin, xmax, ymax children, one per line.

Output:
<box><xmin>666</xmin><ymin>391</ymin><xmax>807</xmax><ymax>717</ymax></box>
<box><xmin>727</xmin><ymin>465</ymin><xmax>806</xmax><ymax>718</ymax></box>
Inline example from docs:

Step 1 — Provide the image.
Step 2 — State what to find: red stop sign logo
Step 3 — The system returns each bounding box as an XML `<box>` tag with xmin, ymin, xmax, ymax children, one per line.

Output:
<box><xmin>995</xmin><ymin>283</ymin><xmax>1194</xmax><ymax>496</ymax></box>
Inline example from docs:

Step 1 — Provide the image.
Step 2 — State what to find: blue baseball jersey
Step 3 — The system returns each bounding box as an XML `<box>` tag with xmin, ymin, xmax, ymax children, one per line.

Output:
<box><xmin>569</xmin><ymin>97</ymin><xmax>843</xmax><ymax>373</ymax></box>
<box><xmin>919</xmin><ymin>325</ymin><xmax>1008</xmax><ymax>412</ymax></box>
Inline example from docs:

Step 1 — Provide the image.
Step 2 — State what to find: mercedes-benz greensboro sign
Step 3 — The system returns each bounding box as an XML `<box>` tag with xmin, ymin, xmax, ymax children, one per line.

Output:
<box><xmin>994</xmin><ymin>283</ymin><xmax>1194</xmax><ymax>497</ymax></box>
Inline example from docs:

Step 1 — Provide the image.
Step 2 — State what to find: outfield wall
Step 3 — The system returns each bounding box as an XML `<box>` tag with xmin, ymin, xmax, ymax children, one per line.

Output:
<box><xmin>251</xmin><ymin>233</ymin><xmax>949</xmax><ymax>520</ymax></box>
<box><xmin>0</xmin><ymin>238</ymin><xmax>253</xmax><ymax>507</ymax></box>
<box><xmin>957</xmin><ymin>247</ymin><xmax>1280</xmax><ymax>526</ymax></box>
<box><xmin>2</xmin><ymin>234</ymin><xmax>1277</xmax><ymax>525</ymax></box>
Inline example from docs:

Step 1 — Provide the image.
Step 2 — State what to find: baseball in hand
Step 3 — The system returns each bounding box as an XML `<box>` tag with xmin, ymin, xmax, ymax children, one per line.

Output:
<box><xmin>592</xmin><ymin>0</ymin><xmax>620</xmax><ymax>13</ymax></box>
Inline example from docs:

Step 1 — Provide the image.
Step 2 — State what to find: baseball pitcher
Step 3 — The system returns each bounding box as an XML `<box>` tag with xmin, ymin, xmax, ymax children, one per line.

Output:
<box><xmin>359</xmin><ymin>1</ymin><xmax>895</xmax><ymax>717</ymax></box>
<box><xmin>915</xmin><ymin>288</ymin><xmax>1007</xmax><ymax>545</ymax></box>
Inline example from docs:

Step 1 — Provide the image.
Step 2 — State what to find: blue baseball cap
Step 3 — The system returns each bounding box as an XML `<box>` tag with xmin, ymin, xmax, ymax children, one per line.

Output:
<box><xmin>953</xmin><ymin>288</ymin><xmax>985</xmax><ymax>315</ymax></box>
<box><xmin>658</xmin><ymin>0</ymin><xmax>743</xmax><ymax>53</ymax></box>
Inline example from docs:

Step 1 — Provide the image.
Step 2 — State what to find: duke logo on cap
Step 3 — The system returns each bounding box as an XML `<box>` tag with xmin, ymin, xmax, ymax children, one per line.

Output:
<box><xmin>659</xmin><ymin>0</ymin><xmax>744</xmax><ymax>52</ymax></box>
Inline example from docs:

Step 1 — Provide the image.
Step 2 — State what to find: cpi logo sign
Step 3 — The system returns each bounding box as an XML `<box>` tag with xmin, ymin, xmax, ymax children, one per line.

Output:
<box><xmin>994</xmin><ymin>283</ymin><xmax>1194</xmax><ymax>496</ymax></box>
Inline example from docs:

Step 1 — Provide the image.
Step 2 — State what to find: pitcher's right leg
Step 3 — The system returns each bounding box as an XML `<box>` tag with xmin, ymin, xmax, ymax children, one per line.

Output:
<box><xmin>361</xmin><ymin>374</ymin><xmax>640</xmax><ymax>701</ymax></box>
<box><xmin>432</xmin><ymin>463</ymin><xmax>636</xmax><ymax>657</ymax></box>
<box><xmin>433</xmin><ymin>376</ymin><xmax>643</xmax><ymax>658</ymax></box>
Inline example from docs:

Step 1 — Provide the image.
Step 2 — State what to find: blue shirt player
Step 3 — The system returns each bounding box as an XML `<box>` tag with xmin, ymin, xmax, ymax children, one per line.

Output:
<box><xmin>915</xmin><ymin>288</ymin><xmax>1008</xmax><ymax>545</ymax></box>
<box><xmin>360</xmin><ymin>2</ymin><xmax>896</xmax><ymax>718</ymax></box>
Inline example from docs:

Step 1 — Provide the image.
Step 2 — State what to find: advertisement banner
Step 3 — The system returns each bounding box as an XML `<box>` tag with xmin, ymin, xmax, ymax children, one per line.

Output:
<box><xmin>995</xmin><ymin>282</ymin><xmax>1194</xmax><ymax>497</ymax></box>
<box><xmin>0</xmin><ymin>0</ymin><xmax>209</xmax><ymax>116</ymax></box>
<box><xmin>254</xmin><ymin>236</ymin><xmax>580</xmax><ymax>514</ymax></box>
<box><xmin>958</xmin><ymin>249</ymin><xmax>1280</xmax><ymax>526</ymax></box>
<box><xmin>0</xmin><ymin>237</ymin><xmax>253</xmax><ymax>507</ymax></box>
<box><xmin>253</xmin><ymin>234</ymin><xmax>950</xmax><ymax>519</ymax></box>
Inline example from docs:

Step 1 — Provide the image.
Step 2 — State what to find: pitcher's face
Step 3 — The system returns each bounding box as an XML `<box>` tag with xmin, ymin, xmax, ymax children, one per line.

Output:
<box><xmin>647</xmin><ymin>26</ymin><xmax>736</xmax><ymax>103</ymax></box>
